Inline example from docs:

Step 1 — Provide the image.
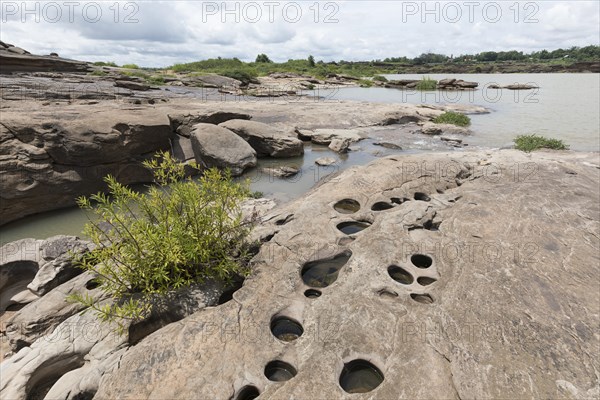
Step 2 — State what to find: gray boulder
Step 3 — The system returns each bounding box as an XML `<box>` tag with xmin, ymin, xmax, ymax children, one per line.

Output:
<box><xmin>190</xmin><ymin>124</ymin><xmax>257</xmax><ymax>175</ymax></box>
<box><xmin>169</xmin><ymin>111</ymin><xmax>251</xmax><ymax>137</ymax></box>
<box><xmin>219</xmin><ymin>119</ymin><xmax>304</xmax><ymax>158</ymax></box>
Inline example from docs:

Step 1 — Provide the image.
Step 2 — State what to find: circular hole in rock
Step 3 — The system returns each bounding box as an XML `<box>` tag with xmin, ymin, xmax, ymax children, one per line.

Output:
<box><xmin>264</xmin><ymin>361</ymin><xmax>297</xmax><ymax>382</ymax></box>
<box><xmin>371</xmin><ymin>202</ymin><xmax>394</xmax><ymax>211</ymax></box>
<box><xmin>414</xmin><ymin>192</ymin><xmax>431</xmax><ymax>202</ymax></box>
<box><xmin>85</xmin><ymin>279</ymin><xmax>100</xmax><ymax>290</ymax></box>
<box><xmin>410</xmin><ymin>293</ymin><xmax>434</xmax><ymax>304</ymax></box>
<box><xmin>334</xmin><ymin>199</ymin><xmax>361</xmax><ymax>214</ymax></box>
<box><xmin>301</xmin><ymin>250</ymin><xmax>352</xmax><ymax>288</ymax></box>
<box><xmin>271</xmin><ymin>317</ymin><xmax>304</xmax><ymax>342</ymax></box>
<box><xmin>304</xmin><ymin>289</ymin><xmax>322</xmax><ymax>298</ymax></box>
<box><xmin>339</xmin><ymin>359</ymin><xmax>384</xmax><ymax>394</ymax></box>
<box><xmin>387</xmin><ymin>266</ymin><xmax>414</xmax><ymax>285</ymax></box>
<box><xmin>417</xmin><ymin>277</ymin><xmax>437</xmax><ymax>286</ymax></box>
<box><xmin>411</xmin><ymin>254</ymin><xmax>433</xmax><ymax>269</ymax></box>
<box><xmin>236</xmin><ymin>385</ymin><xmax>260</xmax><ymax>400</ymax></box>
<box><xmin>337</xmin><ymin>221</ymin><xmax>371</xmax><ymax>235</ymax></box>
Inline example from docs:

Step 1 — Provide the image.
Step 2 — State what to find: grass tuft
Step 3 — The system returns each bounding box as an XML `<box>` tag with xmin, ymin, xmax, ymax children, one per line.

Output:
<box><xmin>416</xmin><ymin>76</ymin><xmax>437</xmax><ymax>91</ymax></box>
<box><xmin>514</xmin><ymin>135</ymin><xmax>568</xmax><ymax>152</ymax></box>
<box><xmin>432</xmin><ymin>111</ymin><xmax>471</xmax><ymax>127</ymax></box>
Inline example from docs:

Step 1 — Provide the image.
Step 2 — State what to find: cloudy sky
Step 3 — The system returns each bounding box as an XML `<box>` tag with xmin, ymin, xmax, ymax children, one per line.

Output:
<box><xmin>1</xmin><ymin>1</ymin><xmax>599</xmax><ymax>67</ymax></box>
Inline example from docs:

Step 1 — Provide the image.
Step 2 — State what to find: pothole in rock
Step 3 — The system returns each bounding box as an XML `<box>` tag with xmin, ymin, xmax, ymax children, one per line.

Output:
<box><xmin>411</xmin><ymin>254</ymin><xmax>433</xmax><ymax>269</ymax></box>
<box><xmin>337</xmin><ymin>221</ymin><xmax>371</xmax><ymax>235</ymax></box>
<box><xmin>410</xmin><ymin>293</ymin><xmax>434</xmax><ymax>304</ymax></box>
<box><xmin>264</xmin><ymin>360</ymin><xmax>297</xmax><ymax>382</ymax></box>
<box><xmin>26</xmin><ymin>355</ymin><xmax>84</xmax><ymax>400</ymax></box>
<box><xmin>371</xmin><ymin>202</ymin><xmax>394</xmax><ymax>211</ymax></box>
<box><xmin>304</xmin><ymin>289</ymin><xmax>322</xmax><ymax>298</ymax></box>
<box><xmin>413</xmin><ymin>192</ymin><xmax>431</xmax><ymax>202</ymax></box>
<box><xmin>271</xmin><ymin>316</ymin><xmax>304</xmax><ymax>342</ymax></box>
<box><xmin>275</xmin><ymin>214</ymin><xmax>294</xmax><ymax>226</ymax></box>
<box><xmin>235</xmin><ymin>385</ymin><xmax>260</xmax><ymax>400</ymax></box>
<box><xmin>334</xmin><ymin>199</ymin><xmax>361</xmax><ymax>214</ymax></box>
<box><xmin>339</xmin><ymin>359</ymin><xmax>384</xmax><ymax>394</ymax></box>
<box><xmin>417</xmin><ymin>277</ymin><xmax>437</xmax><ymax>286</ymax></box>
<box><xmin>301</xmin><ymin>251</ymin><xmax>352</xmax><ymax>288</ymax></box>
<box><xmin>387</xmin><ymin>265</ymin><xmax>414</xmax><ymax>285</ymax></box>
<box><xmin>85</xmin><ymin>279</ymin><xmax>100</xmax><ymax>290</ymax></box>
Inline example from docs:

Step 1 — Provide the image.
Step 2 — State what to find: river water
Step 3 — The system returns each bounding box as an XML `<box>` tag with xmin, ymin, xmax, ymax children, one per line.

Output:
<box><xmin>1</xmin><ymin>73</ymin><xmax>598</xmax><ymax>245</ymax></box>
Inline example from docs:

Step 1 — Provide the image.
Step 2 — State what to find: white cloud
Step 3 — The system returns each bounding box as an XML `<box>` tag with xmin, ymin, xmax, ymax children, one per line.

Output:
<box><xmin>0</xmin><ymin>0</ymin><xmax>598</xmax><ymax>67</ymax></box>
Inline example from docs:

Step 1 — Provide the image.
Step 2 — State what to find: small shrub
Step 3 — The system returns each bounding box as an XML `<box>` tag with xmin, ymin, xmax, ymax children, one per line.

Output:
<box><xmin>373</xmin><ymin>75</ymin><xmax>388</xmax><ymax>82</ymax></box>
<box><xmin>69</xmin><ymin>152</ymin><xmax>254</xmax><ymax>332</ymax></box>
<box><xmin>514</xmin><ymin>135</ymin><xmax>568</xmax><ymax>152</ymax></box>
<box><xmin>90</xmin><ymin>70</ymin><xmax>107</xmax><ymax>76</ymax></box>
<box><xmin>433</xmin><ymin>111</ymin><xmax>471</xmax><ymax>127</ymax></box>
<box><xmin>416</xmin><ymin>76</ymin><xmax>438</xmax><ymax>91</ymax></box>
<box><xmin>122</xmin><ymin>63</ymin><xmax>140</xmax><ymax>69</ymax></box>
<box><xmin>358</xmin><ymin>79</ymin><xmax>374</xmax><ymax>87</ymax></box>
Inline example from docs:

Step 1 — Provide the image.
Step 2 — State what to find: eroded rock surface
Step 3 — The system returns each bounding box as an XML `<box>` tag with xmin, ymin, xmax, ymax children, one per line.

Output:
<box><xmin>91</xmin><ymin>150</ymin><xmax>599</xmax><ymax>400</ymax></box>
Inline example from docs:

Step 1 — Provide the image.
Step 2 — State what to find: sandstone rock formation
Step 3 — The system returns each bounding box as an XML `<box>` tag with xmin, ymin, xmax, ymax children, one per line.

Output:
<box><xmin>190</xmin><ymin>123</ymin><xmax>257</xmax><ymax>176</ymax></box>
<box><xmin>219</xmin><ymin>120</ymin><xmax>304</xmax><ymax>158</ymax></box>
<box><xmin>89</xmin><ymin>150</ymin><xmax>599</xmax><ymax>400</ymax></box>
<box><xmin>0</xmin><ymin>42</ymin><xmax>89</xmax><ymax>74</ymax></box>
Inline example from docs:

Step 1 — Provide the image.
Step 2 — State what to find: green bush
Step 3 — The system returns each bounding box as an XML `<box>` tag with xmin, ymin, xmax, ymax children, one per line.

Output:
<box><xmin>69</xmin><ymin>152</ymin><xmax>253</xmax><ymax>332</ymax></box>
<box><xmin>432</xmin><ymin>111</ymin><xmax>471</xmax><ymax>127</ymax></box>
<box><xmin>358</xmin><ymin>79</ymin><xmax>374</xmax><ymax>87</ymax></box>
<box><xmin>514</xmin><ymin>135</ymin><xmax>568</xmax><ymax>152</ymax></box>
<box><xmin>92</xmin><ymin>61</ymin><xmax>118</xmax><ymax>67</ymax></box>
<box><xmin>90</xmin><ymin>70</ymin><xmax>107</xmax><ymax>76</ymax></box>
<box><xmin>222</xmin><ymin>70</ymin><xmax>259</xmax><ymax>86</ymax></box>
<box><xmin>373</xmin><ymin>75</ymin><xmax>388</xmax><ymax>82</ymax></box>
<box><xmin>122</xmin><ymin>63</ymin><xmax>140</xmax><ymax>69</ymax></box>
<box><xmin>416</xmin><ymin>76</ymin><xmax>438</xmax><ymax>90</ymax></box>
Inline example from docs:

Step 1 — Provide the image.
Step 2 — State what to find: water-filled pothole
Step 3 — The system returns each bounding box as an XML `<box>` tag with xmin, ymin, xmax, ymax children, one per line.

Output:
<box><xmin>339</xmin><ymin>359</ymin><xmax>384</xmax><ymax>394</ymax></box>
<box><xmin>304</xmin><ymin>289</ymin><xmax>322</xmax><ymax>298</ymax></box>
<box><xmin>410</xmin><ymin>293</ymin><xmax>434</xmax><ymax>304</ymax></box>
<box><xmin>411</xmin><ymin>254</ymin><xmax>433</xmax><ymax>269</ymax></box>
<box><xmin>417</xmin><ymin>277</ymin><xmax>437</xmax><ymax>286</ymax></box>
<box><xmin>337</xmin><ymin>221</ymin><xmax>371</xmax><ymax>235</ymax></box>
<box><xmin>387</xmin><ymin>266</ymin><xmax>414</xmax><ymax>285</ymax></box>
<box><xmin>371</xmin><ymin>202</ymin><xmax>394</xmax><ymax>211</ymax></box>
<box><xmin>334</xmin><ymin>199</ymin><xmax>361</xmax><ymax>214</ymax></box>
<box><xmin>414</xmin><ymin>192</ymin><xmax>431</xmax><ymax>201</ymax></box>
<box><xmin>264</xmin><ymin>361</ymin><xmax>297</xmax><ymax>382</ymax></box>
<box><xmin>301</xmin><ymin>251</ymin><xmax>352</xmax><ymax>288</ymax></box>
<box><xmin>271</xmin><ymin>317</ymin><xmax>304</xmax><ymax>342</ymax></box>
<box><xmin>236</xmin><ymin>385</ymin><xmax>260</xmax><ymax>400</ymax></box>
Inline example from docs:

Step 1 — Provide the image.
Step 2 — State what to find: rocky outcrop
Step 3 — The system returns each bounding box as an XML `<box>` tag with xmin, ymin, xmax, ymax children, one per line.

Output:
<box><xmin>0</xmin><ymin>42</ymin><xmax>89</xmax><ymax>74</ymax></box>
<box><xmin>296</xmin><ymin>128</ymin><xmax>368</xmax><ymax>145</ymax></box>
<box><xmin>190</xmin><ymin>123</ymin><xmax>257</xmax><ymax>175</ymax></box>
<box><xmin>421</xmin><ymin>122</ymin><xmax>470</xmax><ymax>136</ymax></box>
<box><xmin>0</xmin><ymin>236</ymin><xmax>90</xmax><ymax>311</ymax></box>
<box><xmin>219</xmin><ymin>120</ymin><xmax>304</xmax><ymax>158</ymax></box>
<box><xmin>0</xmin><ymin>108</ymin><xmax>172</xmax><ymax>225</ymax></box>
<box><xmin>90</xmin><ymin>150</ymin><xmax>599</xmax><ymax>400</ymax></box>
<box><xmin>385</xmin><ymin>78</ymin><xmax>479</xmax><ymax>90</ymax></box>
<box><xmin>168</xmin><ymin>111</ymin><xmax>252</xmax><ymax>137</ymax></box>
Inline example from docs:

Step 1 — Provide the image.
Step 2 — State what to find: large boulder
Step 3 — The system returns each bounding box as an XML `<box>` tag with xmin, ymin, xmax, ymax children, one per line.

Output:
<box><xmin>190</xmin><ymin>124</ymin><xmax>257</xmax><ymax>175</ymax></box>
<box><xmin>219</xmin><ymin>119</ymin><xmax>304</xmax><ymax>158</ymax></box>
<box><xmin>94</xmin><ymin>150</ymin><xmax>599</xmax><ymax>400</ymax></box>
<box><xmin>169</xmin><ymin>111</ymin><xmax>252</xmax><ymax>137</ymax></box>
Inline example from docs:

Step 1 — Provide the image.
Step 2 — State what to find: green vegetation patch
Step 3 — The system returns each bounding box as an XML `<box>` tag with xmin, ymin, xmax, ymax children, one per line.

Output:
<box><xmin>416</xmin><ymin>76</ymin><xmax>438</xmax><ymax>91</ymax></box>
<box><xmin>432</xmin><ymin>111</ymin><xmax>471</xmax><ymax>127</ymax></box>
<box><xmin>69</xmin><ymin>152</ymin><xmax>254</xmax><ymax>332</ymax></box>
<box><xmin>92</xmin><ymin>61</ymin><xmax>118</xmax><ymax>67</ymax></box>
<box><xmin>514</xmin><ymin>134</ymin><xmax>568</xmax><ymax>152</ymax></box>
<box><xmin>122</xmin><ymin>63</ymin><xmax>140</xmax><ymax>69</ymax></box>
